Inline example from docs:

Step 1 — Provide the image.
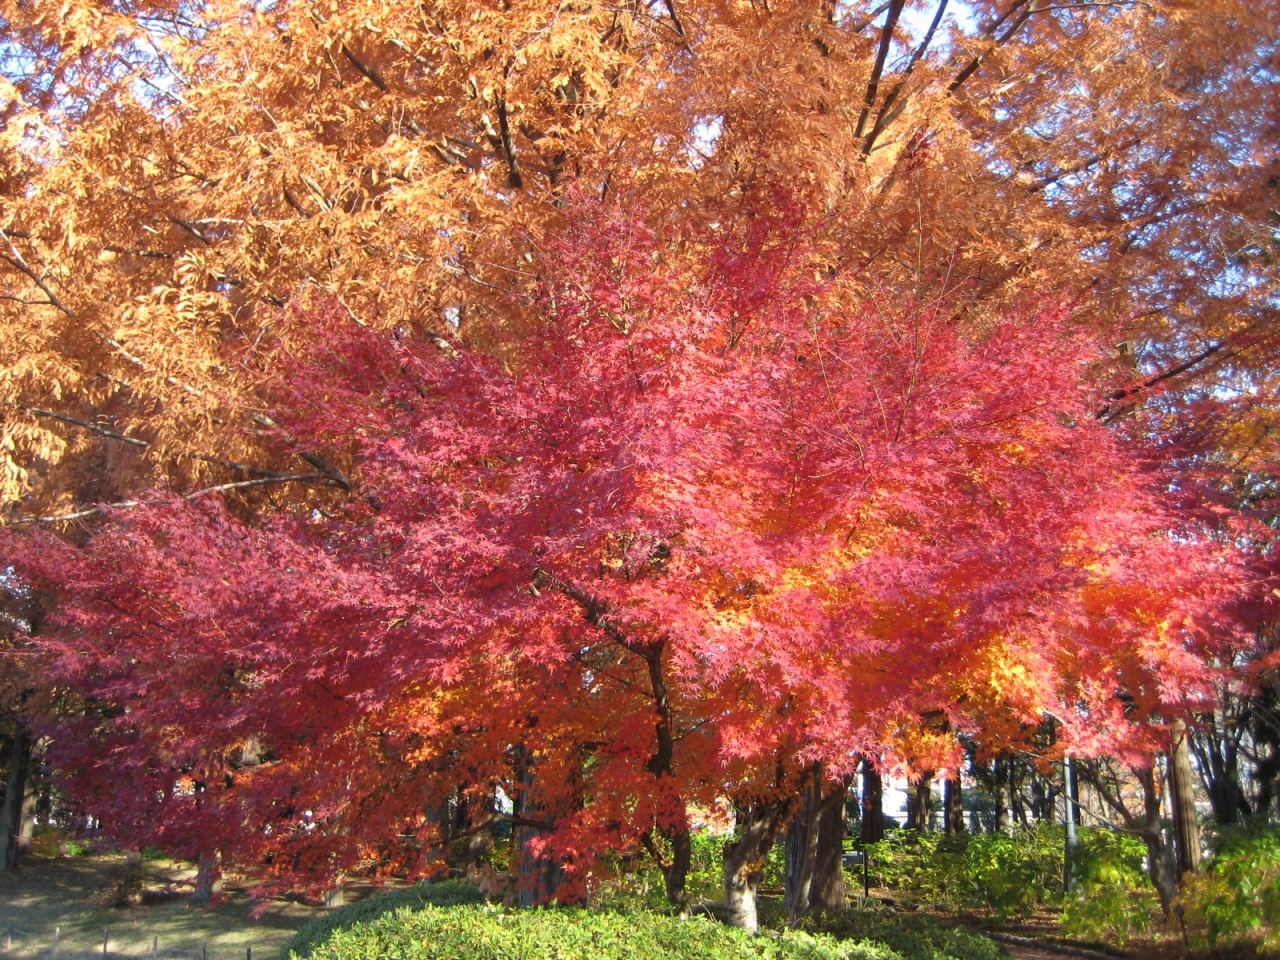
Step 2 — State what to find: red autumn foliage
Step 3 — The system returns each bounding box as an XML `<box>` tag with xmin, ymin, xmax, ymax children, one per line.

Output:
<box><xmin>1</xmin><ymin>188</ymin><xmax>1263</xmax><ymax>903</ymax></box>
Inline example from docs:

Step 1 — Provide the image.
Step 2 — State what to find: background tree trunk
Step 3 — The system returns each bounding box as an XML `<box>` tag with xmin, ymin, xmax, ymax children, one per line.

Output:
<box><xmin>906</xmin><ymin>773</ymin><xmax>933</xmax><ymax>832</ymax></box>
<box><xmin>943</xmin><ymin>777</ymin><xmax>963</xmax><ymax>835</ymax></box>
<box><xmin>860</xmin><ymin>760</ymin><xmax>884</xmax><ymax>845</ymax></box>
<box><xmin>0</xmin><ymin>728</ymin><xmax>30</xmax><ymax>870</ymax></box>
<box><xmin>1168</xmin><ymin>722</ymin><xmax>1202</xmax><ymax>879</ymax></box>
<box><xmin>994</xmin><ymin>755</ymin><xmax>1011</xmax><ymax>834</ymax></box>
<box><xmin>192</xmin><ymin>851</ymin><xmax>223</xmax><ymax>906</ymax></box>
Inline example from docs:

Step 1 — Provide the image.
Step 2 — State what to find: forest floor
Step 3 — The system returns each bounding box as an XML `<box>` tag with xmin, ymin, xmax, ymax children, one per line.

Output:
<box><xmin>0</xmin><ymin>853</ymin><xmax>325</xmax><ymax>960</ymax></box>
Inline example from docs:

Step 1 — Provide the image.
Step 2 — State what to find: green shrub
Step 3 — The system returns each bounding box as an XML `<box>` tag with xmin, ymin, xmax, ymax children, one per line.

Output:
<box><xmin>287</xmin><ymin>901</ymin><xmax>907</xmax><ymax>960</ymax></box>
<box><xmin>808</xmin><ymin>910</ymin><xmax>1009</xmax><ymax>960</ymax></box>
<box><xmin>863</xmin><ymin>826</ymin><xmax>1064</xmax><ymax>918</ymax></box>
<box><xmin>1060</xmin><ymin>828</ymin><xmax>1155</xmax><ymax>945</ymax></box>
<box><xmin>285</xmin><ymin>881</ymin><xmax>1008</xmax><ymax>960</ymax></box>
<box><xmin>284</xmin><ymin>878</ymin><xmax>486</xmax><ymax>959</ymax></box>
<box><xmin>1181</xmin><ymin>818</ymin><xmax>1280</xmax><ymax>952</ymax></box>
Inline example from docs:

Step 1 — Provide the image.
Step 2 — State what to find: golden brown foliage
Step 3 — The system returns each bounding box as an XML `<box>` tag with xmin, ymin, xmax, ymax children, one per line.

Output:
<box><xmin>1</xmin><ymin>0</ymin><xmax>1277</xmax><ymax>516</ymax></box>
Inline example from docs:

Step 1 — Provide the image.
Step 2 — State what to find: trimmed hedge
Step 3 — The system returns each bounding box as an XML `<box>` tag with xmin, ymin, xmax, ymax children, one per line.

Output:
<box><xmin>284</xmin><ymin>879</ymin><xmax>486</xmax><ymax>959</ymax></box>
<box><xmin>283</xmin><ymin>881</ymin><xmax>1006</xmax><ymax>960</ymax></box>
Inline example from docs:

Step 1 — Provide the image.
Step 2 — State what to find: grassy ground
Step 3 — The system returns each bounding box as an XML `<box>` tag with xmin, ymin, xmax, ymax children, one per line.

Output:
<box><xmin>0</xmin><ymin>854</ymin><xmax>322</xmax><ymax>960</ymax></box>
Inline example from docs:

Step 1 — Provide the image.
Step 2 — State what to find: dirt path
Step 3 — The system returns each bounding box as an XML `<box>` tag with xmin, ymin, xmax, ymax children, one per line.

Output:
<box><xmin>0</xmin><ymin>855</ymin><xmax>320</xmax><ymax>960</ymax></box>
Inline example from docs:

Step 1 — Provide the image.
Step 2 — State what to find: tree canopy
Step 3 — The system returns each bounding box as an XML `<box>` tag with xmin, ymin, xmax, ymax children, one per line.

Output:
<box><xmin>0</xmin><ymin>0</ymin><xmax>1277</xmax><ymax>922</ymax></box>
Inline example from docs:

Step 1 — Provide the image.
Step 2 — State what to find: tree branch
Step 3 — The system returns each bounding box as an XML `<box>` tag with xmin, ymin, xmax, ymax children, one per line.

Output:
<box><xmin>0</xmin><ymin>228</ymin><xmax>75</xmax><ymax>316</ymax></box>
<box><xmin>854</xmin><ymin>0</ymin><xmax>907</xmax><ymax>143</ymax></box>
<box><xmin>8</xmin><ymin>474</ymin><xmax>335</xmax><ymax>526</ymax></box>
<box><xmin>862</xmin><ymin>0</ymin><xmax>948</xmax><ymax>156</ymax></box>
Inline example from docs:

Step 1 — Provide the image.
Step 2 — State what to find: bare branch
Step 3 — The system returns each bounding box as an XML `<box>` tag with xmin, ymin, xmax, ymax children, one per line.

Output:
<box><xmin>854</xmin><ymin>0</ymin><xmax>907</xmax><ymax>143</ymax></box>
<box><xmin>8</xmin><ymin>474</ymin><xmax>334</xmax><ymax>526</ymax></box>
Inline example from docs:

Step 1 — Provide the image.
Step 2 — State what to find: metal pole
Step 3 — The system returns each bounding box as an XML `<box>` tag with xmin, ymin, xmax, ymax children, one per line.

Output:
<box><xmin>1064</xmin><ymin>754</ymin><xmax>1079</xmax><ymax>893</ymax></box>
<box><xmin>152</xmin><ymin>936</ymin><xmax>158</xmax><ymax>960</ymax></box>
<box><xmin>202</xmin><ymin>942</ymin><xmax>207</xmax><ymax>960</ymax></box>
<box><xmin>52</xmin><ymin>926</ymin><xmax>59</xmax><ymax>959</ymax></box>
<box><xmin>103</xmin><ymin>928</ymin><xmax>109</xmax><ymax>958</ymax></box>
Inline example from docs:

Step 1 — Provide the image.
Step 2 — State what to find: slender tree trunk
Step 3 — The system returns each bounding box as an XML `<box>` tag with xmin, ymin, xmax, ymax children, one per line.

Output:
<box><xmin>0</xmin><ymin>728</ymin><xmax>30</xmax><ymax>870</ymax></box>
<box><xmin>1168</xmin><ymin>722</ymin><xmax>1201</xmax><ymax>879</ymax></box>
<box><xmin>785</xmin><ymin>778</ymin><xmax>820</xmax><ymax>921</ymax></box>
<box><xmin>994</xmin><ymin>755</ymin><xmax>1011</xmax><ymax>834</ymax></box>
<box><xmin>944</xmin><ymin>777</ymin><xmax>963</xmax><ymax>834</ymax></box>
<box><xmin>860</xmin><ymin>760</ymin><xmax>884</xmax><ymax>845</ymax></box>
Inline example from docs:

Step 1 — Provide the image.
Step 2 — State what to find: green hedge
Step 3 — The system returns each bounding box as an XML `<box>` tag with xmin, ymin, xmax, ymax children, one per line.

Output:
<box><xmin>284</xmin><ymin>878</ymin><xmax>486</xmax><ymax>959</ymax></box>
<box><xmin>284</xmin><ymin>881</ymin><xmax>1006</xmax><ymax>960</ymax></box>
<box><xmin>806</xmin><ymin>911</ymin><xmax>1008</xmax><ymax>960</ymax></box>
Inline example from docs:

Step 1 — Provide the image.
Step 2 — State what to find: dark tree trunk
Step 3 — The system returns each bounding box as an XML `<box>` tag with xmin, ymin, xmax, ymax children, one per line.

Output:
<box><xmin>860</xmin><ymin>760</ymin><xmax>884</xmax><ymax>845</ymax></box>
<box><xmin>994</xmin><ymin>755</ymin><xmax>1011</xmax><ymax>834</ymax></box>
<box><xmin>642</xmin><ymin>823</ymin><xmax>692</xmax><ymax>907</ymax></box>
<box><xmin>0</xmin><ymin>728</ymin><xmax>30</xmax><ymax>870</ymax></box>
<box><xmin>514</xmin><ymin>751</ymin><xmax>580</xmax><ymax>906</ymax></box>
<box><xmin>785</xmin><ymin>773</ymin><xmax>847</xmax><ymax>921</ymax></box>
<box><xmin>943</xmin><ymin>777</ymin><xmax>964</xmax><ymax>834</ymax></box>
<box><xmin>1168</xmin><ymin>724</ymin><xmax>1202</xmax><ymax>879</ymax></box>
<box><xmin>906</xmin><ymin>773</ymin><xmax>933</xmax><ymax>832</ymax></box>
<box><xmin>1137</xmin><ymin>765</ymin><xmax>1178</xmax><ymax>914</ymax></box>
<box><xmin>1190</xmin><ymin>709</ymin><xmax>1247</xmax><ymax>826</ymax></box>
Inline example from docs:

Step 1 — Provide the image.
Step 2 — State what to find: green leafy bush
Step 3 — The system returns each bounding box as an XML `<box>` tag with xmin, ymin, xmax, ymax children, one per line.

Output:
<box><xmin>285</xmin><ymin>880</ymin><xmax>1008</xmax><ymax>960</ymax></box>
<box><xmin>284</xmin><ymin>878</ymin><xmax>486</xmax><ymax>959</ymax></box>
<box><xmin>1181</xmin><ymin>818</ymin><xmax>1280</xmax><ymax>952</ymax></box>
<box><xmin>863</xmin><ymin>826</ymin><xmax>1064</xmax><ymax>918</ymax></box>
<box><xmin>1060</xmin><ymin>828</ymin><xmax>1155</xmax><ymax>944</ymax></box>
<box><xmin>288</xmin><ymin>901</ymin><xmax>908</xmax><ymax>960</ymax></box>
<box><xmin>808</xmin><ymin>911</ymin><xmax>1009</xmax><ymax>960</ymax></box>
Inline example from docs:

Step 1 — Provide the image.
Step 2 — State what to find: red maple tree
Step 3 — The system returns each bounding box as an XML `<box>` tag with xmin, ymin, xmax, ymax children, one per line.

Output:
<box><xmin>2</xmin><ymin>186</ymin><xmax>1260</xmax><ymax>922</ymax></box>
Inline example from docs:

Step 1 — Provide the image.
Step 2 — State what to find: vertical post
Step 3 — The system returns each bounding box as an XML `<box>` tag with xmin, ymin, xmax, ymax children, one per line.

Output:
<box><xmin>151</xmin><ymin>936</ymin><xmax>158</xmax><ymax>960</ymax></box>
<box><xmin>1063</xmin><ymin>754</ymin><xmax>1078</xmax><ymax>893</ymax></box>
<box><xmin>6</xmin><ymin>921</ymin><xmax>11</xmax><ymax>950</ymax></box>
<box><xmin>103</xmin><ymin>928</ymin><xmax>108</xmax><ymax>958</ymax></box>
<box><xmin>247</xmin><ymin>948</ymin><xmax>252</xmax><ymax>960</ymax></box>
<box><xmin>202</xmin><ymin>942</ymin><xmax>208</xmax><ymax>960</ymax></box>
<box><xmin>52</xmin><ymin>926</ymin><xmax>59</xmax><ymax>959</ymax></box>
<box><xmin>861</xmin><ymin>842</ymin><xmax>869</xmax><ymax>900</ymax></box>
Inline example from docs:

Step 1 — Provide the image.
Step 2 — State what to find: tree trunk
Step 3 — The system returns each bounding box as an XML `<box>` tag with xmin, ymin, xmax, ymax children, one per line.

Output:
<box><xmin>723</xmin><ymin>805</ymin><xmax>785</xmax><ymax>932</ymax></box>
<box><xmin>192</xmin><ymin>851</ymin><xmax>222</xmax><ymax>906</ymax></box>
<box><xmin>1137</xmin><ymin>765</ymin><xmax>1178</xmax><ymax>914</ymax></box>
<box><xmin>906</xmin><ymin>772</ymin><xmax>933</xmax><ymax>832</ymax></box>
<box><xmin>860</xmin><ymin>760</ymin><xmax>884</xmax><ymax>845</ymax></box>
<box><xmin>810</xmin><ymin>781</ymin><xmax>847</xmax><ymax>913</ymax></box>
<box><xmin>643</xmin><ymin>824</ymin><xmax>692</xmax><ymax>907</ymax></box>
<box><xmin>0</xmin><ymin>728</ymin><xmax>30</xmax><ymax>870</ymax></box>
<box><xmin>1168</xmin><ymin>722</ymin><xmax>1201</xmax><ymax>879</ymax></box>
<box><xmin>785</xmin><ymin>773</ymin><xmax>846</xmax><ymax>920</ymax></box>
<box><xmin>994</xmin><ymin>755</ymin><xmax>1011</xmax><ymax>834</ymax></box>
<box><xmin>943</xmin><ymin>777</ymin><xmax>963</xmax><ymax>834</ymax></box>
<box><xmin>662</xmin><ymin>827</ymin><xmax>691</xmax><ymax>906</ymax></box>
<box><xmin>516</xmin><ymin>760</ymin><xmax>567</xmax><ymax>906</ymax></box>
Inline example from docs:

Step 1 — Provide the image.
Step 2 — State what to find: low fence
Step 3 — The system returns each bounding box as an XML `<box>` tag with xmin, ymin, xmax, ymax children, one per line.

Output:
<box><xmin>2</xmin><ymin>926</ymin><xmax>259</xmax><ymax>960</ymax></box>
